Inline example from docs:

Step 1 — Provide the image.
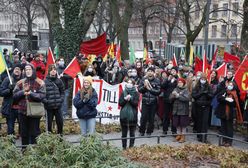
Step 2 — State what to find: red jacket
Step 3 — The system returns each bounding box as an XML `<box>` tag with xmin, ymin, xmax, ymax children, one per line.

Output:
<box><xmin>31</xmin><ymin>60</ymin><xmax>45</xmax><ymax>80</ymax></box>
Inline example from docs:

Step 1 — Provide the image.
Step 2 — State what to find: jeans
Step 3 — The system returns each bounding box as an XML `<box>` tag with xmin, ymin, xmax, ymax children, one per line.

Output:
<box><xmin>6</xmin><ymin>109</ymin><xmax>19</xmax><ymax>135</ymax></box>
<box><xmin>47</xmin><ymin>109</ymin><xmax>63</xmax><ymax>134</ymax></box>
<box><xmin>61</xmin><ymin>89</ymin><xmax>69</xmax><ymax>117</ymax></box>
<box><xmin>79</xmin><ymin>118</ymin><xmax>96</xmax><ymax>136</ymax></box>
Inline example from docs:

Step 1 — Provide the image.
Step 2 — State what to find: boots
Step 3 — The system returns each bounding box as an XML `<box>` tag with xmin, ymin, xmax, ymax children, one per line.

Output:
<box><xmin>179</xmin><ymin>135</ymin><xmax>185</xmax><ymax>143</ymax></box>
<box><xmin>122</xmin><ymin>139</ymin><xmax>127</xmax><ymax>150</ymax></box>
<box><xmin>174</xmin><ymin>135</ymin><xmax>182</xmax><ymax>142</ymax></box>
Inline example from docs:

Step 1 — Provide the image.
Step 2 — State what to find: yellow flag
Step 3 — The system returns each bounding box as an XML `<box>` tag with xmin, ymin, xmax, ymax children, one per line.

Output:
<box><xmin>189</xmin><ymin>42</ymin><xmax>194</xmax><ymax>66</ymax></box>
<box><xmin>0</xmin><ymin>50</ymin><xmax>6</xmax><ymax>74</ymax></box>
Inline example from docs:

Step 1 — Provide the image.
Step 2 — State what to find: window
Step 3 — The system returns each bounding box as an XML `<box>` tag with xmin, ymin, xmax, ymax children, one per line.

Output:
<box><xmin>212</xmin><ymin>4</ymin><xmax>218</xmax><ymax>17</ymax></box>
<box><xmin>221</xmin><ymin>25</ymin><xmax>227</xmax><ymax>37</ymax></box>
<box><xmin>212</xmin><ymin>25</ymin><xmax>217</xmax><ymax>37</ymax></box>
<box><xmin>232</xmin><ymin>2</ymin><xmax>239</xmax><ymax>16</ymax></box>
<box><xmin>195</xmin><ymin>5</ymin><xmax>200</xmax><ymax>18</ymax></box>
<box><xmin>231</xmin><ymin>24</ymin><xmax>237</xmax><ymax>37</ymax></box>
<box><xmin>222</xmin><ymin>3</ymin><xmax>228</xmax><ymax>17</ymax></box>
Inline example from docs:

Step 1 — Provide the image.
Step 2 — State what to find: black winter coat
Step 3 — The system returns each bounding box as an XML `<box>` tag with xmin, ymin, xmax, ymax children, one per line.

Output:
<box><xmin>192</xmin><ymin>83</ymin><xmax>213</xmax><ymax>106</ymax></box>
<box><xmin>138</xmin><ymin>77</ymin><xmax>160</xmax><ymax>105</ymax></box>
<box><xmin>161</xmin><ymin>78</ymin><xmax>178</xmax><ymax>103</ymax></box>
<box><xmin>0</xmin><ymin>75</ymin><xmax>20</xmax><ymax>116</ymax></box>
<box><xmin>43</xmin><ymin>77</ymin><xmax>65</xmax><ymax>110</ymax></box>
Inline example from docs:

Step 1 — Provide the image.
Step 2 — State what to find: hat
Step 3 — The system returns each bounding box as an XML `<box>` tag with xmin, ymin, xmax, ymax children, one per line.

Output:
<box><xmin>13</xmin><ymin>63</ymin><xmax>22</xmax><ymax>71</ymax></box>
<box><xmin>84</xmin><ymin>76</ymin><xmax>93</xmax><ymax>85</ymax></box>
<box><xmin>147</xmin><ymin>67</ymin><xmax>155</xmax><ymax>72</ymax></box>
<box><xmin>171</xmin><ymin>66</ymin><xmax>178</xmax><ymax>72</ymax></box>
<box><xmin>178</xmin><ymin>78</ymin><xmax>186</xmax><ymax>85</ymax></box>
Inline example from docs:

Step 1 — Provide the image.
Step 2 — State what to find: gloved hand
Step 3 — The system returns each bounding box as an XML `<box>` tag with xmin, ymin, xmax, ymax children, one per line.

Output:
<box><xmin>8</xmin><ymin>84</ymin><xmax>15</xmax><ymax>90</ymax></box>
<box><xmin>225</xmin><ymin>97</ymin><xmax>234</xmax><ymax>102</ymax></box>
<box><xmin>36</xmin><ymin>66</ymin><xmax>41</xmax><ymax>71</ymax></box>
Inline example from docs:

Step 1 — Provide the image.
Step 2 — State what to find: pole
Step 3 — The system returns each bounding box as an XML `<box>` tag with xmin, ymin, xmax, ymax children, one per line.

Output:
<box><xmin>204</xmin><ymin>0</ymin><xmax>211</xmax><ymax>59</ymax></box>
<box><xmin>159</xmin><ymin>22</ymin><xmax>162</xmax><ymax>57</ymax></box>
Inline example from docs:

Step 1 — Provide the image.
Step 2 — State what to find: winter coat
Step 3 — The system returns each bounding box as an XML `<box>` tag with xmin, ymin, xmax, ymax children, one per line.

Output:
<box><xmin>0</xmin><ymin>75</ymin><xmax>21</xmax><ymax>116</ymax></box>
<box><xmin>13</xmin><ymin>78</ymin><xmax>46</xmax><ymax>115</ymax></box>
<box><xmin>73</xmin><ymin>88</ymin><xmax>98</xmax><ymax>119</ymax></box>
<box><xmin>43</xmin><ymin>76</ymin><xmax>65</xmax><ymax>110</ymax></box>
<box><xmin>119</xmin><ymin>87</ymin><xmax>139</xmax><ymax>126</ymax></box>
<box><xmin>138</xmin><ymin>77</ymin><xmax>160</xmax><ymax>105</ymax></box>
<box><xmin>31</xmin><ymin>60</ymin><xmax>45</xmax><ymax>80</ymax></box>
<box><xmin>215</xmin><ymin>90</ymin><xmax>236</xmax><ymax>120</ymax></box>
<box><xmin>169</xmin><ymin>86</ymin><xmax>190</xmax><ymax>116</ymax></box>
<box><xmin>57</xmin><ymin>65</ymin><xmax>72</xmax><ymax>90</ymax></box>
<box><xmin>192</xmin><ymin>83</ymin><xmax>213</xmax><ymax>106</ymax></box>
<box><xmin>161</xmin><ymin>77</ymin><xmax>178</xmax><ymax>103</ymax></box>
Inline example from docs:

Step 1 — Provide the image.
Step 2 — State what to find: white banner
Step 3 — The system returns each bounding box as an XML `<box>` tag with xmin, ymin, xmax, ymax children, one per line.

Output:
<box><xmin>72</xmin><ymin>76</ymin><xmax>142</xmax><ymax>124</ymax></box>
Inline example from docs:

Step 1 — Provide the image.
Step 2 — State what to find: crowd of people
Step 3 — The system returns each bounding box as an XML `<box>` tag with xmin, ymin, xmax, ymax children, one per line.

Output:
<box><xmin>0</xmin><ymin>48</ymin><xmax>248</xmax><ymax>150</ymax></box>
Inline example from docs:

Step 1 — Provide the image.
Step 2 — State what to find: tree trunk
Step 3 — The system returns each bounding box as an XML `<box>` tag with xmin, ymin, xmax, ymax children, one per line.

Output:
<box><xmin>109</xmin><ymin>0</ymin><xmax>133</xmax><ymax>60</ymax></box>
<box><xmin>241</xmin><ymin>0</ymin><xmax>248</xmax><ymax>52</ymax></box>
<box><xmin>48</xmin><ymin>21</ymin><xmax>54</xmax><ymax>51</ymax></box>
<box><xmin>27</xmin><ymin>9</ymin><xmax>33</xmax><ymax>51</ymax></box>
<box><xmin>142</xmin><ymin>20</ymin><xmax>148</xmax><ymax>47</ymax></box>
<box><xmin>167</xmin><ymin>27</ymin><xmax>174</xmax><ymax>43</ymax></box>
<box><xmin>185</xmin><ymin>38</ymin><xmax>191</xmax><ymax>62</ymax></box>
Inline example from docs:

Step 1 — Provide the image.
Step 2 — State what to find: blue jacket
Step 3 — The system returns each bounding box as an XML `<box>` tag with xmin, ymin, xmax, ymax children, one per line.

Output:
<box><xmin>73</xmin><ymin>88</ymin><xmax>98</xmax><ymax>119</ymax></box>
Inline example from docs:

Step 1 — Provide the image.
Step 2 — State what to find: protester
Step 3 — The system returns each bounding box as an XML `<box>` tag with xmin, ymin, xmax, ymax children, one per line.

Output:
<box><xmin>138</xmin><ymin>67</ymin><xmax>160</xmax><ymax>136</ymax></box>
<box><xmin>73</xmin><ymin>76</ymin><xmax>98</xmax><ymax>136</ymax></box>
<box><xmin>119</xmin><ymin>78</ymin><xmax>139</xmax><ymax>149</ymax></box>
<box><xmin>161</xmin><ymin>67</ymin><xmax>178</xmax><ymax>135</ymax></box>
<box><xmin>13</xmin><ymin>64</ymin><xmax>46</xmax><ymax>147</ymax></box>
<box><xmin>170</xmin><ymin>78</ymin><xmax>190</xmax><ymax>143</ymax></box>
<box><xmin>31</xmin><ymin>53</ymin><xmax>46</xmax><ymax>80</ymax></box>
<box><xmin>84</xmin><ymin>64</ymin><xmax>97</xmax><ymax>77</ymax></box>
<box><xmin>216</xmin><ymin>81</ymin><xmax>243</xmax><ymax>146</ymax></box>
<box><xmin>43</xmin><ymin>65</ymin><xmax>65</xmax><ymax>135</ymax></box>
<box><xmin>192</xmin><ymin>73</ymin><xmax>213</xmax><ymax>143</ymax></box>
<box><xmin>0</xmin><ymin>64</ymin><xmax>22</xmax><ymax>135</ymax></box>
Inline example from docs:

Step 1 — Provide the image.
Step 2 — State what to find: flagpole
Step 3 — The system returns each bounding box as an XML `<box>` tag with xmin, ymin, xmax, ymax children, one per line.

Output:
<box><xmin>5</xmin><ymin>65</ymin><xmax>12</xmax><ymax>85</ymax></box>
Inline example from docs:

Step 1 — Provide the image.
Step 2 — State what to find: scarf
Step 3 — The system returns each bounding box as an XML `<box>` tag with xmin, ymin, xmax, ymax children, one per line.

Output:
<box><xmin>226</xmin><ymin>90</ymin><xmax>243</xmax><ymax>123</ymax></box>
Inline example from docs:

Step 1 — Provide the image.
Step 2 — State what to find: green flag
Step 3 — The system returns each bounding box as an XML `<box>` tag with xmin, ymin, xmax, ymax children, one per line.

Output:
<box><xmin>54</xmin><ymin>45</ymin><xmax>59</xmax><ymax>59</ymax></box>
<box><xmin>129</xmin><ymin>47</ymin><xmax>136</xmax><ymax>64</ymax></box>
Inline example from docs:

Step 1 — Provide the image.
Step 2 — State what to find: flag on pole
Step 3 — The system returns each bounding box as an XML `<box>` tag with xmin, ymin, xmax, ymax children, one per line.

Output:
<box><xmin>129</xmin><ymin>47</ymin><xmax>136</xmax><ymax>65</ymax></box>
<box><xmin>223</xmin><ymin>52</ymin><xmax>240</xmax><ymax>70</ymax></box>
<box><xmin>116</xmin><ymin>42</ymin><xmax>122</xmax><ymax>65</ymax></box>
<box><xmin>0</xmin><ymin>49</ymin><xmax>7</xmax><ymax>74</ymax></box>
<box><xmin>143</xmin><ymin>46</ymin><xmax>149</xmax><ymax>63</ymax></box>
<box><xmin>44</xmin><ymin>47</ymin><xmax>56</xmax><ymax>78</ymax></box>
<box><xmin>194</xmin><ymin>55</ymin><xmax>203</xmax><ymax>73</ymax></box>
<box><xmin>189</xmin><ymin>42</ymin><xmax>194</xmax><ymax>66</ymax></box>
<box><xmin>202</xmin><ymin>50</ymin><xmax>210</xmax><ymax>74</ymax></box>
<box><xmin>172</xmin><ymin>53</ymin><xmax>177</xmax><ymax>67</ymax></box>
<box><xmin>211</xmin><ymin>48</ymin><xmax>218</xmax><ymax>70</ymax></box>
<box><xmin>216</xmin><ymin>62</ymin><xmax>227</xmax><ymax>80</ymax></box>
<box><xmin>63</xmin><ymin>57</ymin><xmax>81</xmax><ymax>78</ymax></box>
<box><xmin>234</xmin><ymin>55</ymin><xmax>248</xmax><ymax>101</ymax></box>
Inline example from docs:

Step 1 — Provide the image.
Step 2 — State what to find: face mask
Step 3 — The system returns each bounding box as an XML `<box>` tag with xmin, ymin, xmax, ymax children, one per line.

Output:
<box><xmin>227</xmin><ymin>85</ymin><xmax>233</xmax><ymax>90</ymax></box>
<box><xmin>131</xmin><ymin>72</ymin><xmax>137</xmax><ymax>77</ymax></box>
<box><xmin>88</xmin><ymin>68</ymin><xmax>93</xmax><ymax>72</ymax></box>
<box><xmin>196</xmin><ymin>76</ymin><xmax>201</xmax><ymax>80</ymax></box>
<box><xmin>126</xmin><ymin>83</ymin><xmax>133</xmax><ymax>89</ymax></box>
<box><xmin>59</xmin><ymin>61</ymin><xmax>64</xmax><ymax>66</ymax></box>
<box><xmin>200</xmin><ymin>79</ymin><xmax>206</xmax><ymax>84</ymax></box>
<box><xmin>167</xmin><ymin>64</ymin><xmax>173</xmax><ymax>69</ymax></box>
<box><xmin>183</xmin><ymin>73</ymin><xmax>188</xmax><ymax>77</ymax></box>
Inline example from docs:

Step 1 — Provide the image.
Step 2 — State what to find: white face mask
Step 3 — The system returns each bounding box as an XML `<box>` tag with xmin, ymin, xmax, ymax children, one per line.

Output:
<box><xmin>126</xmin><ymin>83</ymin><xmax>133</xmax><ymax>89</ymax></box>
<box><xmin>88</xmin><ymin>68</ymin><xmax>93</xmax><ymax>72</ymax></box>
<box><xmin>227</xmin><ymin>85</ymin><xmax>233</xmax><ymax>90</ymax></box>
<box><xmin>196</xmin><ymin>76</ymin><xmax>201</xmax><ymax>80</ymax></box>
<box><xmin>200</xmin><ymin>79</ymin><xmax>206</xmax><ymax>84</ymax></box>
<box><xmin>131</xmin><ymin>72</ymin><xmax>137</xmax><ymax>77</ymax></box>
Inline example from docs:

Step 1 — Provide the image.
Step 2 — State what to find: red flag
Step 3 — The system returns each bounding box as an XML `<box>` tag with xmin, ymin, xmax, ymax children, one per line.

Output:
<box><xmin>44</xmin><ymin>47</ymin><xmax>55</xmax><ymax>78</ymax></box>
<box><xmin>63</xmin><ymin>57</ymin><xmax>81</xmax><ymax>78</ymax></box>
<box><xmin>202</xmin><ymin>50</ymin><xmax>210</xmax><ymax>74</ymax></box>
<box><xmin>194</xmin><ymin>56</ymin><xmax>203</xmax><ymax>73</ymax></box>
<box><xmin>172</xmin><ymin>53</ymin><xmax>177</xmax><ymax>67</ymax></box>
<box><xmin>224</xmin><ymin>52</ymin><xmax>240</xmax><ymax>70</ymax></box>
<box><xmin>234</xmin><ymin>55</ymin><xmax>248</xmax><ymax>101</ymax></box>
<box><xmin>216</xmin><ymin>62</ymin><xmax>227</xmax><ymax>79</ymax></box>
<box><xmin>80</xmin><ymin>33</ymin><xmax>108</xmax><ymax>56</ymax></box>
<box><xmin>116</xmin><ymin>42</ymin><xmax>122</xmax><ymax>65</ymax></box>
<box><xmin>211</xmin><ymin>48</ymin><xmax>218</xmax><ymax>70</ymax></box>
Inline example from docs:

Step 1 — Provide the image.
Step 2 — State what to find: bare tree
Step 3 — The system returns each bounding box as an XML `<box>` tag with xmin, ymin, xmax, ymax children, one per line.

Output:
<box><xmin>109</xmin><ymin>0</ymin><xmax>134</xmax><ymax>60</ymax></box>
<box><xmin>0</xmin><ymin>0</ymin><xmax>43</xmax><ymax>51</ymax></box>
